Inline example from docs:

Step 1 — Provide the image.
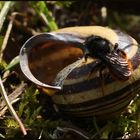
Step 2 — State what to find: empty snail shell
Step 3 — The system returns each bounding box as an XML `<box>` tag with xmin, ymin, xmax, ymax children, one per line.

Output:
<box><xmin>19</xmin><ymin>26</ymin><xmax>140</xmax><ymax>119</ymax></box>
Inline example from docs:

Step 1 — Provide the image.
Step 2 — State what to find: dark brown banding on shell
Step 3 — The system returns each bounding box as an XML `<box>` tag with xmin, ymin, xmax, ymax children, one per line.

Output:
<box><xmin>59</xmin><ymin>97</ymin><xmax>133</xmax><ymax>117</ymax></box>
<box><xmin>56</xmin><ymin>92</ymin><xmax>136</xmax><ymax>117</ymax></box>
<box><xmin>57</xmin><ymin>97</ymin><xmax>134</xmax><ymax>117</ymax></box>
<box><xmin>61</xmin><ymin>98</ymin><xmax>134</xmax><ymax>117</ymax></box>
<box><xmin>56</xmin><ymin>73</ymin><xmax>113</xmax><ymax>94</ymax></box>
<box><xmin>57</xmin><ymin>88</ymin><xmax>135</xmax><ymax>113</ymax></box>
<box><xmin>55</xmin><ymin>78</ymin><xmax>140</xmax><ymax>108</ymax></box>
<box><xmin>60</xmin><ymin>106</ymin><xmax>127</xmax><ymax>119</ymax></box>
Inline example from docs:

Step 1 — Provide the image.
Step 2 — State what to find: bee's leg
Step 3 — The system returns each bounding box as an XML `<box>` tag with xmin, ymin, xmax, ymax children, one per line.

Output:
<box><xmin>87</xmin><ymin>62</ymin><xmax>103</xmax><ymax>80</ymax></box>
<box><xmin>114</xmin><ymin>43</ymin><xmax>118</xmax><ymax>51</ymax></box>
<box><xmin>87</xmin><ymin>67</ymin><xmax>96</xmax><ymax>80</ymax></box>
<box><xmin>83</xmin><ymin>54</ymin><xmax>88</xmax><ymax>63</ymax></box>
<box><xmin>99</xmin><ymin>64</ymin><xmax>106</xmax><ymax>96</ymax></box>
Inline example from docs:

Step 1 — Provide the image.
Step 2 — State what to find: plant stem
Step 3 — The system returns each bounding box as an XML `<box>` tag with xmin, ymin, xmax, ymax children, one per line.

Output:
<box><xmin>0</xmin><ymin>1</ymin><xmax>14</xmax><ymax>33</ymax></box>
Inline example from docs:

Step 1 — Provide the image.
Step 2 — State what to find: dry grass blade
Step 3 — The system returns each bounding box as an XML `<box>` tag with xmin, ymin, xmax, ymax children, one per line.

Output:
<box><xmin>0</xmin><ymin>76</ymin><xmax>27</xmax><ymax>135</ymax></box>
<box><xmin>0</xmin><ymin>98</ymin><xmax>20</xmax><ymax>117</ymax></box>
<box><xmin>0</xmin><ymin>83</ymin><xmax>27</xmax><ymax>111</ymax></box>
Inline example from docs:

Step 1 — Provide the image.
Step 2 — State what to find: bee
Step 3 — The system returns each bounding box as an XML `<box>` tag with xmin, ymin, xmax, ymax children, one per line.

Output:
<box><xmin>84</xmin><ymin>35</ymin><xmax>133</xmax><ymax>94</ymax></box>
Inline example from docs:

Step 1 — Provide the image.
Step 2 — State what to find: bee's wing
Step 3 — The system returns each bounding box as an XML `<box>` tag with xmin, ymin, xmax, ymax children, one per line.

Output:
<box><xmin>103</xmin><ymin>52</ymin><xmax>132</xmax><ymax>81</ymax></box>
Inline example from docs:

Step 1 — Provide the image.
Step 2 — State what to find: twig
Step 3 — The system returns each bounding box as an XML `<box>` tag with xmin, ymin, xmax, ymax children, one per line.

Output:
<box><xmin>0</xmin><ymin>76</ymin><xmax>27</xmax><ymax>135</ymax></box>
<box><xmin>0</xmin><ymin>1</ymin><xmax>15</xmax><ymax>33</ymax></box>
<box><xmin>0</xmin><ymin>83</ymin><xmax>27</xmax><ymax>110</ymax></box>
<box><xmin>0</xmin><ymin>98</ymin><xmax>20</xmax><ymax>117</ymax></box>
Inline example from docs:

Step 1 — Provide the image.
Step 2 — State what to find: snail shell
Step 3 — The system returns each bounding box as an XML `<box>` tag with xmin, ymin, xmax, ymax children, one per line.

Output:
<box><xmin>19</xmin><ymin>26</ymin><xmax>140</xmax><ymax>119</ymax></box>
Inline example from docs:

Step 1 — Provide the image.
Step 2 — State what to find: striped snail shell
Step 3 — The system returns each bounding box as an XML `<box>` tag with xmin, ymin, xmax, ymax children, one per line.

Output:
<box><xmin>19</xmin><ymin>26</ymin><xmax>140</xmax><ymax>119</ymax></box>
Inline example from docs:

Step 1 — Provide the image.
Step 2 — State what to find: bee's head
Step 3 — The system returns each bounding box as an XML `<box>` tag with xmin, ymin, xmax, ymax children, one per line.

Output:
<box><xmin>84</xmin><ymin>36</ymin><xmax>114</xmax><ymax>58</ymax></box>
